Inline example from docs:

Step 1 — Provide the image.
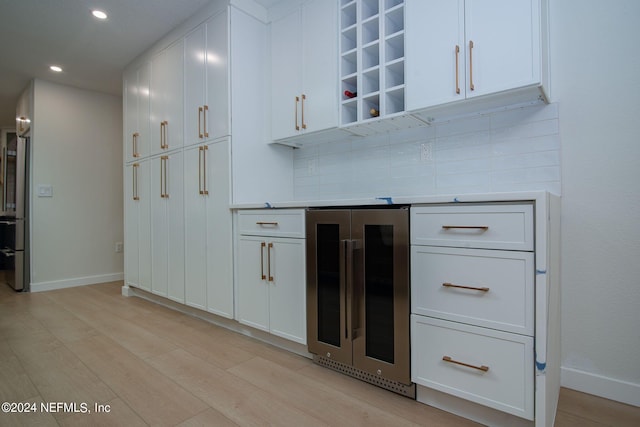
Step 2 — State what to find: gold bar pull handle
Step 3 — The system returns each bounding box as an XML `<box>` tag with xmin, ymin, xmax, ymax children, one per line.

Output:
<box><xmin>256</xmin><ymin>221</ymin><xmax>278</xmax><ymax>227</ymax></box>
<box><xmin>301</xmin><ymin>94</ymin><xmax>307</xmax><ymax>130</ymax></box>
<box><xmin>202</xmin><ymin>145</ymin><xmax>209</xmax><ymax>195</ymax></box>
<box><xmin>159</xmin><ymin>157</ymin><xmax>164</xmax><ymax>198</ymax></box>
<box><xmin>198</xmin><ymin>107</ymin><xmax>203</xmax><ymax>139</ymax></box>
<box><xmin>469</xmin><ymin>40</ymin><xmax>475</xmax><ymax>91</ymax></box>
<box><xmin>267</xmin><ymin>242</ymin><xmax>274</xmax><ymax>282</ymax></box>
<box><xmin>198</xmin><ymin>147</ymin><xmax>204</xmax><ymax>195</ymax></box>
<box><xmin>164</xmin><ymin>156</ymin><xmax>169</xmax><ymax>198</ymax></box>
<box><xmin>260</xmin><ymin>242</ymin><xmax>266</xmax><ymax>280</ymax></box>
<box><xmin>133</xmin><ymin>163</ymin><xmax>140</xmax><ymax>201</ymax></box>
<box><xmin>443</xmin><ymin>355</ymin><xmax>489</xmax><ymax>372</ymax></box>
<box><xmin>442</xmin><ymin>282</ymin><xmax>490</xmax><ymax>292</ymax></box>
<box><xmin>203</xmin><ymin>105</ymin><xmax>209</xmax><ymax>138</ymax></box>
<box><xmin>133</xmin><ymin>132</ymin><xmax>140</xmax><ymax>157</ymax></box>
<box><xmin>455</xmin><ymin>45</ymin><xmax>461</xmax><ymax>95</ymax></box>
<box><xmin>161</xmin><ymin>120</ymin><xmax>169</xmax><ymax>149</ymax></box>
<box><xmin>442</xmin><ymin>225</ymin><xmax>489</xmax><ymax>231</ymax></box>
<box><xmin>160</xmin><ymin>156</ymin><xmax>169</xmax><ymax>198</ymax></box>
<box><xmin>295</xmin><ymin>96</ymin><xmax>300</xmax><ymax>131</ymax></box>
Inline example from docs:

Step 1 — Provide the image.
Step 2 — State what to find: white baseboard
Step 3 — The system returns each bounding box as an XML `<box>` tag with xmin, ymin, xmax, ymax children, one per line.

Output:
<box><xmin>561</xmin><ymin>367</ymin><xmax>640</xmax><ymax>407</ymax></box>
<box><xmin>30</xmin><ymin>273</ymin><xmax>124</xmax><ymax>293</ymax></box>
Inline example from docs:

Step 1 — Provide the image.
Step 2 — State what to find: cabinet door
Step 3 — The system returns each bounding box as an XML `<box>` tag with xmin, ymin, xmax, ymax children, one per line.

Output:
<box><xmin>270</xmin><ymin>8</ymin><xmax>302</xmax><ymax>140</ymax></box>
<box><xmin>406</xmin><ymin>0</ymin><xmax>465</xmax><ymax>110</ymax></box>
<box><xmin>124</xmin><ymin>70</ymin><xmax>138</xmax><ymax>162</ymax></box>
<box><xmin>269</xmin><ymin>238</ymin><xmax>306</xmax><ymax>344</ymax></box>
<box><xmin>237</xmin><ymin>236</ymin><xmax>270</xmax><ymax>332</ymax></box>
<box><xmin>137</xmin><ymin>62</ymin><xmax>151</xmax><ymax>159</ymax></box>
<box><xmin>184</xmin><ymin>139</ymin><xmax>232</xmax><ymax>316</ymax></box>
<box><xmin>151</xmin><ymin>156</ymin><xmax>168</xmax><ymax>297</ymax></box>
<box><xmin>206</xmin><ymin>139</ymin><xmax>233</xmax><ymax>318</ymax></box>
<box><xmin>205</xmin><ymin>11</ymin><xmax>229</xmax><ymax>140</ymax></box>
<box><xmin>151</xmin><ymin>41</ymin><xmax>184</xmax><ymax>155</ymax></box>
<box><xmin>124</xmin><ymin>62</ymin><xmax>151</xmax><ymax>161</ymax></box>
<box><xmin>300</xmin><ymin>0</ymin><xmax>338</xmax><ymax>134</ymax></box>
<box><xmin>184</xmin><ymin>26</ymin><xmax>206</xmax><ymax>148</ymax></box>
<box><xmin>166</xmin><ymin>151</ymin><xmax>185</xmax><ymax>303</ymax></box>
<box><xmin>184</xmin><ymin>145</ymin><xmax>207</xmax><ymax>309</ymax></box>
<box><xmin>150</xmin><ymin>153</ymin><xmax>184</xmax><ymax>300</ymax></box>
<box><xmin>464</xmin><ymin>0</ymin><xmax>540</xmax><ymax>98</ymax></box>
<box><xmin>124</xmin><ymin>164</ymin><xmax>139</xmax><ymax>286</ymax></box>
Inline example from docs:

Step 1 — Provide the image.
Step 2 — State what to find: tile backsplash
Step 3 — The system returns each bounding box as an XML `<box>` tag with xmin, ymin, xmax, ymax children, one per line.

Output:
<box><xmin>293</xmin><ymin>103</ymin><xmax>560</xmax><ymax>200</ymax></box>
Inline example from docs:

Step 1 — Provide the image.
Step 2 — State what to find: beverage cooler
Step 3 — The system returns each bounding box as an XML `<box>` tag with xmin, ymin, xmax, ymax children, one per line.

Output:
<box><xmin>305</xmin><ymin>207</ymin><xmax>414</xmax><ymax>397</ymax></box>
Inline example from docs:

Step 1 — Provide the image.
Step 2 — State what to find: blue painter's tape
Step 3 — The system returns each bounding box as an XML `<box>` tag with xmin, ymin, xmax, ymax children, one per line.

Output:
<box><xmin>536</xmin><ymin>269</ymin><xmax>547</xmax><ymax>275</ymax></box>
<box><xmin>264</xmin><ymin>202</ymin><xmax>272</xmax><ymax>208</ymax></box>
<box><xmin>535</xmin><ymin>350</ymin><xmax>547</xmax><ymax>372</ymax></box>
<box><xmin>376</xmin><ymin>197</ymin><xmax>393</xmax><ymax>205</ymax></box>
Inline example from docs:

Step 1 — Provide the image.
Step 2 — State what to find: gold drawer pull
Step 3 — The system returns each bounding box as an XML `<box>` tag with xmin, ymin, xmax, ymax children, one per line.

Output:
<box><xmin>443</xmin><ymin>355</ymin><xmax>489</xmax><ymax>372</ymax></box>
<box><xmin>442</xmin><ymin>225</ymin><xmax>489</xmax><ymax>231</ymax></box>
<box><xmin>442</xmin><ymin>282</ymin><xmax>490</xmax><ymax>292</ymax></box>
<box><xmin>256</xmin><ymin>221</ymin><xmax>278</xmax><ymax>226</ymax></box>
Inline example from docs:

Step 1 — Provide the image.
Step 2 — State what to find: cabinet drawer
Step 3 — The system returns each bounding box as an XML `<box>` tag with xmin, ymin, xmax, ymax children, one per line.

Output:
<box><xmin>411</xmin><ymin>204</ymin><xmax>534</xmax><ymax>251</ymax></box>
<box><xmin>411</xmin><ymin>315</ymin><xmax>534</xmax><ymax>420</ymax></box>
<box><xmin>238</xmin><ymin>209</ymin><xmax>305</xmax><ymax>238</ymax></box>
<box><xmin>411</xmin><ymin>246</ymin><xmax>534</xmax><ymax>335</ymax></box>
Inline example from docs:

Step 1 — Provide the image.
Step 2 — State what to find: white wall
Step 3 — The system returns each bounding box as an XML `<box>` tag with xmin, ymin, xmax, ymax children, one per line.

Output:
<box><xmin>30</xmin><ymin>80</ymin><xmax>123</xmax><ymax>291</ymax></box>
<box><xmin>550</xmin><ymin>0</ymin><xmax>640</xmax><ymax>406</ymax></box>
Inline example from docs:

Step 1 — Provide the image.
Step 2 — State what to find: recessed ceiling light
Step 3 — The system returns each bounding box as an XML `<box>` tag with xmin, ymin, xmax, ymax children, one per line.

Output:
<box><xmin>50</xmin><ymin>65</ymin><xmax>63</xmax><ymax>72</ymax></box>
<box><xmin>92</xmin><ymin>10</ymin><xmax>108</xmax><ymax>20</ymax></box>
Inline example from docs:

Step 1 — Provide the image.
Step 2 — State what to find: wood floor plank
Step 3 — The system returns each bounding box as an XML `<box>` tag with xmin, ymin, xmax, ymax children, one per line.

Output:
<box><xmin>131</xmin><ymin>312</ymin><xmax>256</xmax><ymax>369</ymax></box>
<box><xmin>148</xmin><ymin>348</ymin><xmax>328</xmax><ymax>427</ymax></box>
<box><xmin>67</xmin><ymin>334</ymin><xmax>208</xmax><ymax>427</ymax></box>
<box><xmin>58</xmin><ymin>398</ymin><xmax>148</xmax><ymax>427</ymax></box>
<box><xmin>176</xmin><ymin>408</ymin><xmax>240</xmax><ymax>427</ymax></box>
<box><xmin>228</xmin><ymin>356</ymin><xmax>422</xmax><ymax>427</ymax></box>
<box><xmin>557</xmin><ymin>388</ymin><xmax>640</xmax><ymax>427</ymax></box>
<box><xmin>298</xmin><ymin>363</ymin><xmax>480</xmax><ymax>427</ymax></box>
<box><xmin>0</xmin><ymin>396</ymin><xmax>59</xmax><ymax>427</ymax></box>
<box><xmin>0</xmin><ymin>344</ymin><xmax>39</xmax><ymax>403</ymax></box>
<box><xmin>46</xmin><ymin>291</ymin><xmax>178</xmax><ymax>360</ymax></box>
<box><xmin>14</xmin><ymin>338</ymin><xmax>117</xmax><ymax>422</ymax></box>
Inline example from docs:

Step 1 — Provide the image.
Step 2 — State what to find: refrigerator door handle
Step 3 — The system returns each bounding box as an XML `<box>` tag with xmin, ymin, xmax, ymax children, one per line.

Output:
<box><xmin>344</xmin><ymin>239</ymin><xmax>362</xmax><ymax>341</ymax></box>
<box><xmin>340</xmin><ymin>239</ymin><xmax>348</xmax><ymax>340</ymax></box>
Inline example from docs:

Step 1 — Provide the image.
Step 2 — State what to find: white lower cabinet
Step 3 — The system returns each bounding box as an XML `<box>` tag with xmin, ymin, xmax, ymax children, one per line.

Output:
<box><xmin>410</xmin><ymin>200</ymin><xmax>558</xmax><ymax>426</ymax></box>
<box><xmin>184</xmin><ymin>139</ymin><xmax>232</xmax><ymax>317</ymax></box>
<box><xmin>411</xmin><ymin>315</ymin><xmax>534</xmax><ymax>420</ymax></box>
<box><xmin>236</xmin><ymin>210</ymin><xmax>306</xmax><ymax>344</ymax></box>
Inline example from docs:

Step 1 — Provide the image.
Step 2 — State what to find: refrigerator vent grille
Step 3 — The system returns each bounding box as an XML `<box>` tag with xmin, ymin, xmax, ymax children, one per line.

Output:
<box><xmin>314</xmin><ymin>355</ymin><xmax>416</xmax><ymax>399</ymax></box>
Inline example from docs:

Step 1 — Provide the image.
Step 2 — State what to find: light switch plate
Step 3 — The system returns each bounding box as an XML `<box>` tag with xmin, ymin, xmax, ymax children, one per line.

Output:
<box><xmin>37</xmin><ymin>185</ymin><xmax>53</xmax><ymax>197</ymax></box>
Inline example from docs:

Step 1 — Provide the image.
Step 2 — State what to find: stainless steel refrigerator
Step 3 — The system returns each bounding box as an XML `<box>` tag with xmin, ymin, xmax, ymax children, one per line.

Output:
<box><xmin>0</xmin><ymin>132</ymin><xmax>29</xmax><ymax>291</ymax></box>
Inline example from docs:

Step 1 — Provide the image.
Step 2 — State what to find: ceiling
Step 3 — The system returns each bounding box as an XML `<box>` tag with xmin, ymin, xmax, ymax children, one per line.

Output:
<box><xmin>0</xmin><ymin>0</ymin><xmax>279</xmax><ymax>128</ymax></box>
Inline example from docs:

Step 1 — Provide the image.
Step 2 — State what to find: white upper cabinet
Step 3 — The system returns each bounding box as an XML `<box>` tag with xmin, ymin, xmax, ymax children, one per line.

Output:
<box><xmin>151</xmin><ymin>40</ymin><xmax>184</xmax><ymax>155</ymax></box>
<box><xmin>270</xmin><ymin>0</ymin><xmax>338</xmax><ymax>141</ymax></box>
<box><xmin>124</xmin><ymin>62</ymin><xmax>150</xmax><ymax>162</ymax></box>
<box><xmin>406</xmin><ymin>0</ymin><xmax>545</xmax><ymax>113</ymax></box>
<box><xmin>184</xmin><ymin>11</ymin><xmax>229</xmax><ymax>147</ymax></box>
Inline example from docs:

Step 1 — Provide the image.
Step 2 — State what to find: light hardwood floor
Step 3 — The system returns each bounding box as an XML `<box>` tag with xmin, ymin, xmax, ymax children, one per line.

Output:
<box><xmin>0</xmin><ymin>282</ymin><xmax>638</xmax><ymax>426</ymax></box>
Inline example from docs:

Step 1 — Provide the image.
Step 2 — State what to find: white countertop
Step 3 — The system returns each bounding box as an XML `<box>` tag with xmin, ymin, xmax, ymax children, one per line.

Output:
<box><xmin>230</xmin><ymin>190</ymin><xmax>557</xmax><ymax>210</ymax></box>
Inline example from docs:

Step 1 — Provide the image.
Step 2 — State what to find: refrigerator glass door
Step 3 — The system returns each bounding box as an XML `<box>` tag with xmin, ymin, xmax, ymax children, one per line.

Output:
<box><xmin>306</xmin><ymin>210</ymin><xmax>352</xmax><ymax>366</ymax></box>
<box><xmin>352</xmin><ymin>209</ymin><xmax>410</xmax><ymax>385</ymax></box>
